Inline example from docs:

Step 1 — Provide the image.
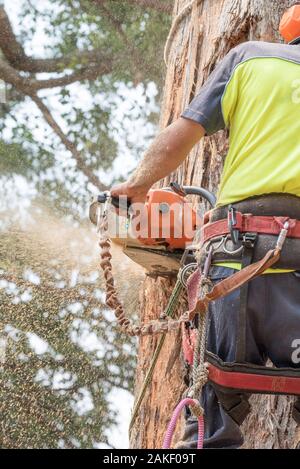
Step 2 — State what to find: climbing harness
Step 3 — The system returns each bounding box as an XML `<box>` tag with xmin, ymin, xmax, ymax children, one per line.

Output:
<box><xmin>181</xmin><ymin>194</ymin><xmax>300</xmax><ymax>440</ymax></box>
<box><xmin>201</xmin><ymin>212</ymin><xmax>300</xmax><ymax>245</ymax></box>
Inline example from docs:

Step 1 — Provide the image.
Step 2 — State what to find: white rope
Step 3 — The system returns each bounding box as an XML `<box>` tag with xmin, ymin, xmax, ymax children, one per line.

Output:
<box><xmin>164</xmin><ymin>0</ymin><xmax>203</xmax><ymax>65</ymax></box>
<box><xmin>188</xmin><ymin>279</ymin><xmax>211</xmax><ymax>401</ymax></box>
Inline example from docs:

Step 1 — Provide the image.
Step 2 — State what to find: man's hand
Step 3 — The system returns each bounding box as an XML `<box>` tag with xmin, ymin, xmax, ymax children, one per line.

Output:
<box><xmin>110</xmin><ymin>181</ymin><xmax>150</xmax><ymax>204</ymax></box>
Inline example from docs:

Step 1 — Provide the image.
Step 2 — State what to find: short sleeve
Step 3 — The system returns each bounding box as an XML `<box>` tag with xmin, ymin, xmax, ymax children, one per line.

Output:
<box><xmin>181</xmin><ymin>47</ymin><xmax>241</xmax><ymax>135</ymax></box>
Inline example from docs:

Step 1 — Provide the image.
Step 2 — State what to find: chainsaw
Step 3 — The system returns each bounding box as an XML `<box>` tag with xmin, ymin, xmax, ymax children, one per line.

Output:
<box><xmin>89</xmin><ymin>183</ymin><xmax>216</xmax><ymax>277</ymax></box>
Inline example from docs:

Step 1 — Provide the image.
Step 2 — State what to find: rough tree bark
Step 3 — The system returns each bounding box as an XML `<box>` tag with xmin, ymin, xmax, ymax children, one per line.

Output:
<box><xmin>130</xmin><ymin>0</ymin><xmax>300</xmax><ymax>449</ymax></box>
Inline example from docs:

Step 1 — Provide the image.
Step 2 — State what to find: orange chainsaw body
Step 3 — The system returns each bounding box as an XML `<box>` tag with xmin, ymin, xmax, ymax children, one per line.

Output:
<box><xmin>89</xmin><ymin>185</ymin><xmax>215</xmax><ymax>276</ymax></box>
<box><xmin>132</xmin><ymin>189</ymin><xmax>199</xmax><ymax>250</ymax></box>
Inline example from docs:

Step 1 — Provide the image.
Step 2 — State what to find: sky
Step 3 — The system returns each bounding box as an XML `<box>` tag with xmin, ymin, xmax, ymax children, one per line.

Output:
<box><xmin>1</xmin><ymin>0</ymin><xmax>159</xmax><ymax>449</ymax></box>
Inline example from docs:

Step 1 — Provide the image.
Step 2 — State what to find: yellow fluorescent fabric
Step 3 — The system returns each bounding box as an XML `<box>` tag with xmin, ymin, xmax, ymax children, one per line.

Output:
<box><xmin>217</xmin><ymin>57</ymin><xmax>300</xmax><ymax>207</ymax></box>
<box><xmin>213</xmin><ymin>262</ymin><xmax>295</xmax><ymax>275</ymax></box>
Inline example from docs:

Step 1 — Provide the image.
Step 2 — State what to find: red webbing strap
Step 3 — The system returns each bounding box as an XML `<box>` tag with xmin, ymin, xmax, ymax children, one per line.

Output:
<box><xmin>208</xmin><ymin>363</ymin><xmax>300</xmax><ymax>395</ymax></box>
<box><xmin>201</xmin><ymin>213</ymin><xmax>300</xmax><ymax>245</ymax></box>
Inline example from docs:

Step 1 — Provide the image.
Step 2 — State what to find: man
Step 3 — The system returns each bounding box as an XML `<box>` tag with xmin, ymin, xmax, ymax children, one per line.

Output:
<box><xmin>111</xmin><ymin>5</ymin><xmax>300</xmax><ymax>448</ymax></box>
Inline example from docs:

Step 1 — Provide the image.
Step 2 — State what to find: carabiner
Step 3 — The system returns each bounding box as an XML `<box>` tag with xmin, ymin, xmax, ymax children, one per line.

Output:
<box><xmin>222</xmin><ymin>235</ymin><xmax>244</xmax><ymax>255</ymax></box>
<box><xmin>228</xmin><ymin>205</ymin><xmax>240</xmax><ymax>245</ymax></box>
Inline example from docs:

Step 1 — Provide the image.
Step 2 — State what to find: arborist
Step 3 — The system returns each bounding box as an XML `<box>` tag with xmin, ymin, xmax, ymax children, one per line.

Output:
<box><xmin>111</xmin><ymin>4</ymin><xmax>300</xmax><ymax>448</ymax></box>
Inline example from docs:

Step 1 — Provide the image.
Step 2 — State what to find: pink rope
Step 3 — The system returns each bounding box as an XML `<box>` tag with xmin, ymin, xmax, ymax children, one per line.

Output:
<box><xmin>197</xmin><ymin>411</ymin><xmax>205</xmax><ymax>449</ymax></box>
<box><xmin>162</xmin><ymin>398</ymin><xmax>205</xmax><ymax>449</ymax></box>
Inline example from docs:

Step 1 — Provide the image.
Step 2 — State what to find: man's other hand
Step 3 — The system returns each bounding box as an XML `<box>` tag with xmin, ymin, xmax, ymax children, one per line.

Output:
<box><xmin>110</xmin><ymin>182</ymin><xmax>150</xmax><ymax>204</ymax></box>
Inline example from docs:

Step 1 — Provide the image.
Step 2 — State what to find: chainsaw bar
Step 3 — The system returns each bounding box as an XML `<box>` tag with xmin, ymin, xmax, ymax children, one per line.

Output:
<box><xmin>123</xmin><ymin>245</ymin><xmax>182</xmax><ymax>277</ymax></box>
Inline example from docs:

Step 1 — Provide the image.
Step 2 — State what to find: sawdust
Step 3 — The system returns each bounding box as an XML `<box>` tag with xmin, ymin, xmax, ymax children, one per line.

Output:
<box><xmin>1</xmin><ymin>205</ymin><xmax>145</xmax><ymax>312</ymax></box>
<box><xmin>0</xmin><ymin>205</ymin><xmax>144</xmax><ymax>448</ymax></box>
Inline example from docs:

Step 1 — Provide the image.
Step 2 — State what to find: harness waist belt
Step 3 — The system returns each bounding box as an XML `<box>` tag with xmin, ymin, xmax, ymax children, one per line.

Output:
<box><xmin>207</xmin><ymin>353</ymin><xmax>300</xmax><ymax>396</ymax></box>
<box><xmin>202</xmin><ymin>213</ymin><xmax>300</xmax><ymax>245</ymax></box>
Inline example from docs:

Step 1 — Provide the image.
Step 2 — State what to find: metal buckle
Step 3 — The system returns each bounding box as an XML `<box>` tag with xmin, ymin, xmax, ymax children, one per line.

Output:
<box><xmin>242</xmin><ymin>232</ymin><xmax>257</xmax><ymax>250</ymax></box>
<box><xmin>228</xmin><ymin>205</ymin><xmax>240</xmax><ymax>246</ymax></box>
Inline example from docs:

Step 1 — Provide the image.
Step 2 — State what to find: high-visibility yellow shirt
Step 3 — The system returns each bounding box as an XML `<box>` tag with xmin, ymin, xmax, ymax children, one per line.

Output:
<box><xmin>182</xmin><ymin>40</ymin><xmax>300</xmax><ymax>274</ymax></box>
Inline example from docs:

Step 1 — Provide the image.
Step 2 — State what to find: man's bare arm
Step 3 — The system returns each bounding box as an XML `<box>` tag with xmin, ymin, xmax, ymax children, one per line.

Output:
<box><xmin>111</xmin><ymin>117</ymin><xmax>205</xmax><ymax>203</ymax></box>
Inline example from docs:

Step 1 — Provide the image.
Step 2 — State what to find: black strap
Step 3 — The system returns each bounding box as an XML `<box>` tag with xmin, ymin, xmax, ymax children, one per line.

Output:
<box><xmin>235</xmin><ymin>233</ymin><xmax>257</xmax><ymax>362</ymax></box>
<box><xmin>215</xmin><ymin>389</ymin><xmax>251</xmax><ymax>426</ymax></box>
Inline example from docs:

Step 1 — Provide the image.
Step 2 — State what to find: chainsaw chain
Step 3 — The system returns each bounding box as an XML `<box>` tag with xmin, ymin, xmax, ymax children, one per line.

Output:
<box><xmin>98</xmin><ymin>212</ymin><xmax>189</xmax><ymax>336</ymax></box>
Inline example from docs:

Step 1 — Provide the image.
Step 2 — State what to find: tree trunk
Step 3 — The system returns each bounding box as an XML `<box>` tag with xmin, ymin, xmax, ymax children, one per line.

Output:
<box><xmin>130</xmin><ymin>0</ymin><xmax>299</xmax><ymax>449</ymax></box>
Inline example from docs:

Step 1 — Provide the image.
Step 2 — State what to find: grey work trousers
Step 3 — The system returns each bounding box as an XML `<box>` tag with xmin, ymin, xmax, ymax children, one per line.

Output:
<box><xmin>179</xmin><ymin>266</ymin><xmax>300</xmax><ymax>449</ymax></box>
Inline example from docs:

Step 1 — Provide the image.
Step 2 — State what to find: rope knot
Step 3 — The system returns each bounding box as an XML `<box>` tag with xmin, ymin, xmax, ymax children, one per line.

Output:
<box><xmin>200</xmin><ymin>277</ymin><xmax>213</xmax><ymax>293</ymax></box>
<box><xmin>194</xmin><ymin>364</ymin><xmax>209</xmax><ymax>387</ymax></box>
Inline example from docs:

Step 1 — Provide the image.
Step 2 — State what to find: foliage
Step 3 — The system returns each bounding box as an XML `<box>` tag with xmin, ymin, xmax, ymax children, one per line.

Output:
<box><xmin>0</xmin><ymin>214</ymin><xmax>140</xmax><ymax>448</ymax></box>
<box><xmin>0</xmin><ymin>0</ymin><xmax>171</xmax><ymax>213</ymax></box>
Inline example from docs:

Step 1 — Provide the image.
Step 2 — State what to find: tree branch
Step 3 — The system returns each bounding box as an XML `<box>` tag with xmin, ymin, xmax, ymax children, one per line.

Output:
<box><xmin>0</xmin><ymin>6</ymin><xmax>28</xmax><ymax>67</ymax></box>
<box><xmin>0</xmin><ymin>58</ymin><xmax>106</xmax><ymax>190</ymax></box>
<box><xmin>0</xmin><ymin>51</ymin><xmax>114</xmax><ymax>93</ymax></box>
<box><xmin>0</xmin><ymin>57</ymin><xmax>35</xmax><ymax>93</ymax></box>
<box><xmin>0</xmin><ymin>5</ymin><xmax>113</xmax><ymax>75</ymax></box>
<box><xmin>8</xmin><ymin>49</ymin><xmax>115</xmax><ymax>75</ymax></box>
<box><xmin>97</xmin><ymin>4</ymin><xmax>139</xmax><ymax>61</ymax></box>
<box><xmin>29</xmin><ymin>93</ymin><xmax>107</xmax><ymax>191</ymax></box>
<box><xmin>0</xmin><ymin>0</ymin><xmax>172</xmax><ymax>78</ymax></box>
<box><xmin>33</xmin><ymin>61</ymin><xmax>114</xmax><ymax>90</ymax></box>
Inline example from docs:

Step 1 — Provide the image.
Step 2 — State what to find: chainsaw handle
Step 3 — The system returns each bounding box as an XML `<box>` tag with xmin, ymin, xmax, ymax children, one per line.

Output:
<box><xmin>96</xmin><ymin>184</ymin><xmax>216</xmax><ymax>213</ymax></box>
<box><xmin>169</xmin><ymin>183</ymin><xmax>216</xmax><ymax>208</ymax></box>
<box><xmin>97</xmin><ymin>192</ymin><xmax>131</xmax><ymax>211</ymax></box>
<box><xmin>182</xmin><ymin>186</ymin><xmax>216</xmax><ymax>208</ymax></box>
